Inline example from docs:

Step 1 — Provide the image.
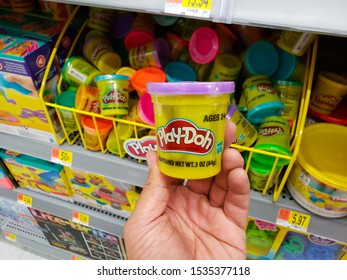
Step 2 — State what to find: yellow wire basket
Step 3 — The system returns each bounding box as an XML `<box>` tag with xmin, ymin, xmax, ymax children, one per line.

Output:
<box><xmin>39</xmin><ymin>6</ymin><xmax>318</xmax><ymax>202</ymax></box>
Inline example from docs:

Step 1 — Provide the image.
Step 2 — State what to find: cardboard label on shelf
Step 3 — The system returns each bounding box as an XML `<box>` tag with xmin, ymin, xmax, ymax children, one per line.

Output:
<box><xmin>17</xmin><ymin>193</ymin><xmax>33</xmax><ymax>207</ymax></box>
<box><xmin>165</xmin><ymin>0</ymin><xmax>212</xmax><ymax>18</ymax></box>
<box><xmin>5</xmin><ymin>232</ymin><xmax>17</xmax><ymax>242</ymax></box>
<box><xmin>51</xmin><ymin>148</ymin><xmax>73</xmax><ymax>167</ymax></box>
<box><xmin>72</xmin><ymin>211</ymin><xmax>90</xmax><ymax>226</ymax></box>
<box><xmin>276</xmin><ymin>208</ymin><xmax>311</xmax><ymax>232</ymax></box>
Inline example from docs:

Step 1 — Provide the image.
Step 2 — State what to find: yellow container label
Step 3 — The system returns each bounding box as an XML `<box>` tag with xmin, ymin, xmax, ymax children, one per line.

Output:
<box><xmin>152</xmin><ymin>93</ymin><xmax>229</xmax><ymax>179</ymax></box>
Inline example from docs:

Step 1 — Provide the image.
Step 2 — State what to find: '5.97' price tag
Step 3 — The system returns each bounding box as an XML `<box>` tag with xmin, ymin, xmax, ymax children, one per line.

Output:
<box><xmin>51</xmin><ymin>148</ymin><xmax>73</xmax><ymax>167</ymax></box>
<box><xmin>277</xmin><ymin>208</ymin><xmax>311</xmax><ymax>232</ymax></box>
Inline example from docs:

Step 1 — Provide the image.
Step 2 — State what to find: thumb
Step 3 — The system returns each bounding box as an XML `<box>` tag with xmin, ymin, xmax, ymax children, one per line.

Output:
<box><xmin>130</xmin><ymin>150</ymin><xmax>171</xmax><ymax>220</ymax></box>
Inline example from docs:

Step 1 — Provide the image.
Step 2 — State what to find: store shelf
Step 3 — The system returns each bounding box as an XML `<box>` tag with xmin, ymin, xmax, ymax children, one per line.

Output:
<box><xmin>0</xmin><ymin>188</ymin><xmax>126</xmax><ymax>237</ymax></box>
<box><xmin>1</xmin><ymin>220</ymin><xmax>86</xmax><ymax>259</ymax></box>
<box><xmin>1</xmin><ymin>181</ymin><xmax>346</xmax><ymax>245</ymax></box>
<box><xmin>55</xmin><ymin>0</ymin><xmax>347</xmax><ymax>36</ymax></box>
<box><xmin>0</xmin><ymin>132</ymin><xmax>148</xmax><ymax>187</ymax></box>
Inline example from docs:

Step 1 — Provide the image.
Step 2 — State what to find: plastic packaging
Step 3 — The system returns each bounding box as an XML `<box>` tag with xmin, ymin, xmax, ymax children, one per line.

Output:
<box><xmin>62</xmin><ymin>56</ymin><xmax>101</xmax><ymax>87</ymax></box>
<box><xmin>94</xmin><ymin>74</ymin><xmax>130</xmax><ymax>116</ymax></box>
<box><xmin>253</xmin><ymin>116</ymin><xmax>292</xmax><ymax>166</ymax></box>
<box><xmin>54</xmin><ymin>90</ymin><xmax>78</xmax><ymax>132</ymax></box>
<box><xmin>81</xmin><ymin>115</ymin><xmax>113</xmax><ymax>151</ymax></box>
<box><xmin>287</xmin><ymin>123</ymin><xmax>347</xmax><ymax>218</ymax></box>
<box><xmin>309</xmin><ymin>71</ymin><xmax>347</xmax><ymax>115</ymax></box>
<box><xmin>75</xmin><ymin>85</ymin><xmax>100</xmax><ymax>114</ymax></box>
<box><xmin>227</xmin><ymin>104</ymin><xmax>258</xmax><ymax>147</ymax></box>
<box><xmin>128</xmin><ymin>37</ymin><xmax>171</xmax><ymax>70</ymax></box>
<box><xmin>243</xmin><ymin>75</ymin><xmax>285</xmax><ymax>124</ymax></box>
<box><xmin>148</xmin><ymin>81</ymin><xmax>234</xmax><ymax>179</ymax></box>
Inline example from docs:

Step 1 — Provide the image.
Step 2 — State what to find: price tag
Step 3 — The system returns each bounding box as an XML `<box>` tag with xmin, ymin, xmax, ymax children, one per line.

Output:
<box><xmin>71</xmin><ymin>255</ymin><xmax>84</xmax><ymax>260</ymax></box>
<box><xmin>276</xmin><ymin>208</ymin><xmax>311</xmax><ymax>232</ymax></box>
<box><xmin>165</xmin><ymin>0</ymin><xmax>212</xmax><ymax>18</ymax></box>
<box><xmin>72</xmin><ymin>211</ymin><xmax>89</xmax><ymax>226</ymax></box>
<box><xmin>51</xmin><ymin>148</ymin><xmax>73</xmax><ymax>167</ymax></box>
<box><xmin>5</xmin><ymin>232</ymin><xmax>17</xmax><ymax>242</ymax></box>
<box><xmin>17</xmin><ymin>193</ymin><xmax>33</xmax><ymax>207</ymax></box>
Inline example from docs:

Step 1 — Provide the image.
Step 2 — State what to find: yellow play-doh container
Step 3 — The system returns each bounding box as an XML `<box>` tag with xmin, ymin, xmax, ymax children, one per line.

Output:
<box><xmin>277</xmin><ymin>31</ymin><xmax>317</xmax><ymax>56</ymax></box>
<box><xmin>83</xmin><ymin>36</ymin><xmax>121</xmax><ymax>74</ymax></box>
<box><xmin>244</xmin><ymin>153</ymin><xmax>279</xmax><ymax>191</ymax></box>
<box><xmin>209</xmin><ymin>53</ymin><xmax>242</xmax><ymax>82</ymax></box>
<box><xmin>75</xmin><ymin>85</ymin><xmax>100</xmax><ymax>114</ymax></box>
<box><xmin>243</xmin><ymin>75</ymin><xmax>285</xmax><ymax>124</ymax></box>
<box><xmin>147</xmin><ymin>82</ymin><xmax>234</xmax><ymax>179</ymax></box>
<box><xmin>273</xmin><ymin>80</ymin><xmax>303</xmax><ymax>122</ymax></box>
<box><xmin>253</xmin><ymin>116</ymin><xmax>292</xmax><ymax>167</ymax></box>
<box><xmin>309</xmin><ymin>71</ymin><xmax>347</xmax><ymax>115</ymax></box>
<box><xmin>116</xmin><ymin>67</ymin><xmax>136</xmax><ymax>92</ymax></box>
<box><xmin>81</xmin><ymin>115</ymin><xmax>113</xmax><ymax>151</ymax></box>
<box><xmin>287</xmin><ymin>123</ymin><xmax>347</xmax><ymax>218</ymax></box>
<box><xmin>94</xmin><ymin>74</ymin><xmax>130</xmax><ymax>116</ymax></box>
<box><xmin>227</xmin><ymin>104</ymin><xmax>258</xmax><ymax>147</ymax></box>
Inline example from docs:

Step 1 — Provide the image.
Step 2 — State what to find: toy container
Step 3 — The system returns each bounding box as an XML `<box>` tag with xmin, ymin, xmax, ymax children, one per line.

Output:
<box><xmin>277</xmin><ymin>31</ymin><xmax>317</xmax><ymax>56</ymax></box>
<box><xmin>0</xmin><ymin>9</ymin><xmax>77</xmax><ymax>67</ymax></box>
<box><xmin>164</xmin><ymin>61</ymin><xmax>197</xmax><ymax>82</ymax></box>
<box><xmin>94</xmin><ymin>74</ymin><xmax>130</xmax><ymax>116</ymax></box>
<box><xmin>243</xmin><ymin>75</ymin><xmax>285</xmax><ymax>124</ymax></box>
<box><xmin>0</xmin><ymin>34</ymin><xmax>63</xmax><ymax>144</ymax></box>
<box><xmin>64</xmin><ymin>166</ymin><xmax>134</xmax><ymax>217</ymax></box>
<box><xmin>0</xmin><ymin>149</ymin><xmax>73</xmax><ymax>201</ymax></box>
<box><xmin>227</xmin><ymin>104</ymin><xmax>258</xmax><ymax>147</ymax></box>
<box><xmin>148</xmin><ymin>81</ymin><xmax>234</xmax><ymax>179</ymax></box>
<box><xmin>253</xmin><ymin>116</ymin><xmax>292</xmax><ymax>167</ymax></box>
<box><xmin>124</xmin><ymin>13</ymin><xmax>156</xmax><ymax>50</ymax></box>
<box><xmin>131</xmin><ymin>67</ymin><xmax>166</xmax><ymax>98</ymax></box>
<box><xmin>309</xmin><ymin>71</ymin><xmax>347</xmax><ymax>115</ymax></box>
<box><xmin>75</xmin><ymin>85</ymin><xmax>100</xmax><ymax>114</ymax></box>
<box><xmin>80</xmin><ymin>115</ymin><xmax>113</xmax><ymax>151</ymax></box>
<box><xmin>129</xmin><ymin>37</ymin><xmax>171</xmax><ymax>70</ymax></box>
<box><xmin>287</xmin><ymin>123</ymin><xmax>347</xmax><ymax>218</ymax></box>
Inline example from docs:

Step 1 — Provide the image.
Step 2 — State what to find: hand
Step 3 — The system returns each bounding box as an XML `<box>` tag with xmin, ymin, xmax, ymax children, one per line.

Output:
<box><xmin>124</xmin><ymin>121</ymin><xmax>250</xmax><ymax>260</ymax></box>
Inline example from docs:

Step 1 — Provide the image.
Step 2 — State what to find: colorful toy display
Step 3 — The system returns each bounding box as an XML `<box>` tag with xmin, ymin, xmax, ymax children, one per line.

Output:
<box><xmin>246</xmin><ymin>217</ymin><xmax>347</xmax><ymax>260</ymax></box>
<box><xmin>0</xmin><ymin>34</ymin><xmax>63</xmax><ymax>143</ymax></box>
<box><xmin>0</xmin><ymin>149</ymin><xmax>73</xmax><ymax>201</ymax></box>
<box><xmin>64</xmin><ymin>166</ymin><xmax>134</xmax><ymax>217</ymax></box>
<box><xmin>0</xmin><ymin>157</ymin><xmax>17</xmax><ymax>189</ymax></box>
<box><xmin>29</xmin><ymin>208</ymin><xmax>126</xmax><ymax>260</ymax></box>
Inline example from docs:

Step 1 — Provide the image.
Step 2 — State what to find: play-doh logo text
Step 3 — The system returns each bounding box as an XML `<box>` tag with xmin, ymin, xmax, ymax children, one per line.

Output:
<box><xmin>259</xmin><ymin>126</ymin><xmax>284</xmax><ymax>137</ymax></box>
<box><xmin>157</xmin><ymin>119</ymin><xmax>214</xmax><ymax>155</ymax></box>
<box><xmin>124</xmin><ymin>136</ymin><xmax>157</xmax><ymax>160</ymax></box>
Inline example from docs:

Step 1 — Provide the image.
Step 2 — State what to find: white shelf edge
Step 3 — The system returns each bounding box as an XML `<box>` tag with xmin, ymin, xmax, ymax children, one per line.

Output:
<box><xmin>1</xmin><ymin>221</ymin><xmax>75</xmax><ymax>259</ymax></box>
<box><xmin>51</xmin><ymin>0</ymin><xmax>347</xmax><ymax>36</ymax></box>
<box><xmin>0</xmin><ymin>187</ymin><xmax>126</xmax><ymax>237</ymax></box>
<box><xmin>0</xmin><ymin>132</ymin><xmax>149</xmax><ymax>187</ymax></box>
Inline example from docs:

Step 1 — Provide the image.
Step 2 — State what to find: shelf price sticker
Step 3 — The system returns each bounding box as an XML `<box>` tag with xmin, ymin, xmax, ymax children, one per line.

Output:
<box><xmin>276</xmin><ymin>208</ymin><xmax>311</xmax><ymax>232</ymax></box>
<box><xmin>17</xmin><ymin>193</ymin><xmax>33</xmax><ymax>207</ymax></box>
<box><xmin>71</xmin><ymin>255</ymin><xmax>84</xmax><ymax>260</ymax></box>
<box><xmin>165</xmin><ymin>0</ymin><xmax>212</xmax><ymax>18</ymax></box>
<box><xmin>51</xmin><ymin>148</ymin><xmax>73</xmax><ymax>167</ymax></box>
<box><xmin>72</xmin><ymin>211</ymin><xmax>89</xmax><ymax>226</ymax></box>
<box><xmin>5</xmin><ymin>232</ymin><xmax>17</xmax><ymax>242</ymax></box>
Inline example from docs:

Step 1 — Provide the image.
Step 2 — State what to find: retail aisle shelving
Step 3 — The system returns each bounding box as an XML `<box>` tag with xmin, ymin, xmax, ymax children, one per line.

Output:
<box><xmin>0</xmin><ymin>220</ymin><xmax>84</xmax><ymax>259</ymax></box>
<box><xmin>55</xmin><ymin>0</ymin><xmax>347</xmax><ymax>36</ymax></box>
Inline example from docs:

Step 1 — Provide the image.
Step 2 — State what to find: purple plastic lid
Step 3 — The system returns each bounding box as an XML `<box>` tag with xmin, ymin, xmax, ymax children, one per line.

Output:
<box><xmin>226</xmin><ymin>104</ymin><xmax>238</xmax><ymax>118</ymax></box>
<box><xmin>147</xmin><ymin>81</ymin><xmax>234</xmax><ymax>95</ymax></box>
<box><xmin>154</xmin><ymin>37</ymin><xmax>171</xmax><ymax>68</ymax></box>
<box><xmin>189</xmin><ymin>27</ymin><xmax>220</xmax><ymax>64</ymax></box>
<box><xmin>110</xmin><ymin>13</ymin><xmax>135</xmax><ymax>39</ymax></box>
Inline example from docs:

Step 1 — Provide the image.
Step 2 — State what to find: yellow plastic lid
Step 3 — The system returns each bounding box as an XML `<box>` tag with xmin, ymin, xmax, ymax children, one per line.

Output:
<box><xmin>97</xmin><ymin>52</ymin><xmax>122</xmax><ymax>74</ymax></box>
<box><xmin>298</xmin><ymin>123</ymin><xmax>347</xmax><ymax>190</ymax></box>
